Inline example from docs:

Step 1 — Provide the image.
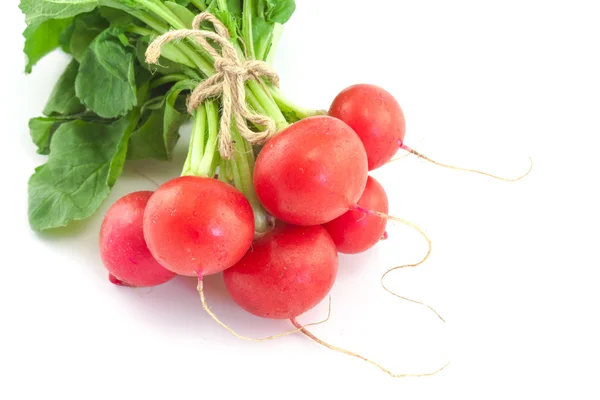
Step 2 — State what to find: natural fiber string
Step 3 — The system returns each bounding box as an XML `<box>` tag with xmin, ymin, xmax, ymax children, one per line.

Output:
<box><xmin>145</xmin><ymin>12</ymin><xmax>280</xmax><ymax>158</ymax></box>
<box><xmin>397</xmin><ymin>144</ymin><xmax>533</xmax><ymax>182</ymax></box>
<box><xmin>197</xmin><ymin>277</ymin><xmax>332</xmax><ymax>341</ymax></box>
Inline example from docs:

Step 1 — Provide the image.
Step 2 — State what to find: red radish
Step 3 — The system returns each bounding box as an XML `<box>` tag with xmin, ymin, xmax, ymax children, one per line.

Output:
<box><xmin>223</xmin><ymin>223</ymin><xmax>338</xmax><ymax>319</ymax></box>
<box><xmin>143</xmin><ymin>176</ymin><xmax>254</xmax><ymax>277</ymax></box>
<box><xmin>99</xmin><ymin>191</ymin><xmax>176</xmax><ymax>287</ymax></box>
<box><xmin>253</xmin><ymin>116</ymin><xmax>368</xmax><ymax>226</ymax></box>
<box><xmin>329</xmin><ymin>83</ymin><xmax>532</xmax><ymax>180</ymax></box>
<box><xmin>329</xmin><ymin>84</ymin><xmax>405</xmax><ymax>170</ymax></box>
<box><xmin>323</xmin><ymin>176</ymin><xmax>389</xmax><ymax>254</ymax></box>
<box><xmin>108</xmin><ymin>274</ymin><xmax>131</xmax><ymax>287</ymax></box>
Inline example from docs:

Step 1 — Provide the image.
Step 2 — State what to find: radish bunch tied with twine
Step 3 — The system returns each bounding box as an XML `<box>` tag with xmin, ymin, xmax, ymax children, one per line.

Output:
<box><xmin>22</xmin><ymin>0</ymin><xmax>532</xmax><ymax>378</ymax></box>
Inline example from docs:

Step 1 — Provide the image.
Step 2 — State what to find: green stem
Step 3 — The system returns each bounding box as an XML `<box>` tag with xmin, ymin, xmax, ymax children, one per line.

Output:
<box><xmin>224</xmin><ymin>38</ymin><xmax>287</xmax><ymax>130</ymax></box>
<box><xmin>133</xmin><ymin>13</ymin><xmax>285</xmax><ymax>134</ymax></box>
<box><xmin>150</xmin><ymin>74</ymin><xmax>189</xmax><ymax>88</ymax></box>
<box><xmin>182</xmin><ymin>105</ymin><xmax>207</xmax><ymax>177</ymax></box>
<box><xmin>140</xmin><ymin>0</ymin><xmax>186</xmax><ymax>30</ymax></box>
<box><xmin>265</xmin><ymin>23</ymin><xmax>283</xmax><ymax>65</ymax></box>
<box><xmin>229</xmin><ymin>152</ymin><xmax>244</xmax><ymax>197</ymax></box>
<box><xmin>228</xmin><ymin>127</ymin><xmax>269</xmax><ymax>233</ymax></box>
<box><xmin>149</xmin><ymin>0</ymin><xmax>223</xmax><ymax>75</ymax></box>
<box><xmin>198</xmin><ymin>101</ymin><xmax>220</xmax><ymax>177</ymax></box>
<box><xmin>242</xmin><ymin>134</ymin><xmax>256</xmax><ymax>172</ymax></box>
<box><xmin>134</xmin><ymin>7</ymin><xmax>214</xmax><ymax>77</ymax></box>
<box><xmin>218</xmin><ymin>157</ymin><xmax>232</xmax><ymax>184</ymax></box>
<box><xmin>254</xmin><ymin>0</ymin><xmax>270</xmax><ymax>60</ymax></box>
<box><xmin>217</xmin><ymin>0</ymin><xmax>228</xmax><ymax>11</ymax></box>
<box><xmin>125</xmin><ymin>24</ymin><xmax>153</xmax><ymax>36</ymax></box>
<box><xmin>242</xmin><ymin>0</ymin><xmax>255</xmax><ymax>59</ymax></box>
<box><xmin>247</xmin><ymin>81</ymin><xmax>288</xmax><ymax>130</ymax></box>
<box><xmin>245</xmin><ymin>88</ymin><xmax>268</xmax><ymax>127</ymax></box>
<box><xmin>126</xmin><ymin>21</ymin><xmax>197</xmax><ymax>68</ymax></box>
<box><xmin>189</xmin><ymin>0</ymin><xmax>207</xmax><ymax>11</ymax></box>
<box><xmin>269</xmin><ymin>86</ymin><xmax>326</xmax><ymax>121</ymax></box>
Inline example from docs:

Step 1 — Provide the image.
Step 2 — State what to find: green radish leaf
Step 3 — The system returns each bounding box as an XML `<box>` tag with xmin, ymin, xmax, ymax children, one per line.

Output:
<box><xmin>164</xmin><ymin>1</ymin><xmax>196</xmax><ymax>28</ymax></box>
<box><xmin>98</xmin><ymin>0</ymin><xmax>145</xmax><ymax>16</ymax></box>
<box><xmin>43</xmin><ymin>60</ymin><xmax>86</xmax><ymax>116</ymax></box>
<box><xmin>215</xmin><ymin>9</ymin><xmax>239</xmax><ymax>40</ymax></box>
<box><xmin>59</xmin><ymin>11</ymin><xmax>109</xmax><ymax>61</ymax></box>
<box><xmin>163</xmin><ymin>81</ymin><xmax>192</xmax><ymax>160</ymax></box>
<box><xmin>27</xmin><ymin>116</ymin><xmax>134</xmax><ymax>231</ymax></box>
<box><xmin>203</xmin><ymin>0</ymin><xmax>240</xmax><ymax>38</ymax></box>
<box><xmin>226</xmin><ymin>0</ymin><xmax>242</xmax><ymax>17</ymax></box>
<box><xmin>19</xmin><ymin>0</ymin><xmax>98</xmax><ymax>27</ymax></box>
<box><xmin>29</xmin><ymin>117</ymin><xmax>65</xmax><ymax>155</ymax></box>
<box><xmin>127</xmin><ymin>80</ymin><xmax>190</xmax><ymax>161</ymax></box>
<box><xmin>252</xmin><ymin>16</ymin><xmax>273</xmax><ymax>61</ymax></box>
<box><xmin>265</xmin><ymin>0</ymin><xmax>295</xmax><ymax>24</ymax></box>
<box><xmin>141</xmin><ymin>95</ymin><xmax>167</xmax><ymax>113</ymax></box>
<box><xmin>135</xmin><ymin>35</ymin><xmax>196</xmax><ymax>72</ymax></box>
<box><xmin>132</xmin><ymin>96</ymin><xmax>190</xmax><ymax>161</ymax></box>
<box><xmin>98</xmin><ymin>6</ymin><xmax>135</xmax><ymax>25</ymax></box>
<box><xmin>23</xmin><ymin>18</ymin><xmax>73</xmax><ymax>73</ymax></box>
<box><xmin>206</xmin><ymin>0</ymin><xmax>217</xmax><ymax>11</ymax></box>
<box><xmin>174</xmin><ymin>0</ymin><xmax>191</xmax><ymax>5</ymax></box>
<box><xmin>76</xmin><ymin>27</ymin><xmax>137</xmax><ymax>118</ymax></box>
<box><xmin>133</xmin><ymin>66</ymin><xmax>152</xmax><ymax>116</ymax></box>
<box><xmin>127</xmin><ymin>108</ymin><xmax>169</xmax><ymax>160</ymax></box>
<box><xmin>126</xmin><ymin>73</ymin><xmax>186</xmax><ymax>161</ymax></box>
<box><xmin>245</xmin><ymin>0</ymin><xmax>295</xmax><ymax>61</ymax></box>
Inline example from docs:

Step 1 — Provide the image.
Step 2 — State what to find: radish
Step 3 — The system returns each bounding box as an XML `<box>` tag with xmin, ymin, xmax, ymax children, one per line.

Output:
<box><xmin>142</xmin><ymin>101</ymin><xmax>257</xmax><ymax>278</ymax></box>
<box><xmin>219</xmin><ymin>221</ymin><xmax>446</xmax><ymax>377</ymax></box>
<box><xmin>329</xmin><ymin>84</ymin><xmax>405</xmax><ymax>171</ymax></box>
<box><xmin>253</xmin><ymin>116</ymin><xmax>369</xmax><ymax>226</ymax></box>
<box><xmin>329</xmin><ymin>83</ymin><xmax>532</xmax><ymax>180</ymax></box>
<box><xmin>323</xmin><ymin>176</ymin><xmax>389</xmax><ymax>254</ymax></box>
<box><xmin>143</xmin><ymin>176</ymin><xmax>255</xmax><ymax>277</ymax></box>
<box><xmin>108</xmin><ymin>274</ymin><xmax>131</xmax><ymax>287</ymax></box>
<box><xmin>99</xmin><ymin>191</ymin><xmax>176</xmax><ymax>288</ymax></box>
<box><xmin>223</xmin><ymin>223</ymin><xmax>338</xmax><ymax>319</ymax></box>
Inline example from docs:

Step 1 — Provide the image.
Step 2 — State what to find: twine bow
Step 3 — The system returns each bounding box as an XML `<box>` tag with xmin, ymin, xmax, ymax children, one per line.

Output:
<box><xmin>145</xmin><ymin>12</ymin><xmax>280</xmax><ymax>158</ymax></box>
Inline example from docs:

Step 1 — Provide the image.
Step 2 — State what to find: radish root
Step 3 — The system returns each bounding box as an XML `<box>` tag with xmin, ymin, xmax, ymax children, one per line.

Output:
<box><xmin>396</xmin><ymin>144</ymin><xmax>533</xmax><ymax>182</ymax></box>
<box><xmin>354</xmin><ymin>207</ymin><xmax>445</xmax><ymax>323</ymax></box>
<box><xmin>387</xmin><ymin>151</ymin><xmax>411</xmax><ymax>163</ymax></box>
<box><xmin>290</xmin><ymin>317</ymin><xmax>450</xmax><ymax>378</ymax></box>
<box><xmin>197</xmin><ymin>276</ymin><xmax>332</xmax><ymax>341</ymax></box>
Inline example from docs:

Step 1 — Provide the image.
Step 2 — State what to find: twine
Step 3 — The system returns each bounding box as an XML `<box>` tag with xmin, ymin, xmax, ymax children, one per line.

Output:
<box><xmin>145</xmin><ymin>12</ymin><xmax>280</xmax><ymax>158</ymax></box>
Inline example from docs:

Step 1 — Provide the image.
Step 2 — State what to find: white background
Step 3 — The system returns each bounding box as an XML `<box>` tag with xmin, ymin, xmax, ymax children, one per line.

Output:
<box><xmin>2</xmin><ymin>0</ymin><xmax>599</xmax><ymax>398</ymax></box>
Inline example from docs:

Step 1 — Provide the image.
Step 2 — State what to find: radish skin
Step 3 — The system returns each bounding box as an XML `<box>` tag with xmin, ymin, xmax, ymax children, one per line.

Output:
<box><xmin>329</xmin><ymin>84</ymin><xmax>405</xmax><ymax>171</ymax></box>
<box><xmin>99</xmin><ymin>191</ymin><xmax>176</xmax><ymax>288</ymax></box>
<box><xmin>253</xmin><ymin>116</ymin><xmax>369</xmax><ymax>226</ymax></box>
<box><xmin>323</xmin><ymin>176</ymin><xmax>389</xmax><ymax>254</ymax></box>
<box><xmin>223</xmin><ymin>223</ymin><xmax>338</xmax><ymax>319</ymax></box>
<box><xmin>143</xmin><ymin>176</ymin><xmax>255</xmax><ymax>277</ymax></box>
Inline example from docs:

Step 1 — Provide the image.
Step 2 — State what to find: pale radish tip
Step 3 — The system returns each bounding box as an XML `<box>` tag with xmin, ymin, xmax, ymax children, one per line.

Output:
<box><xmin>108</xmin><ymin>274</ymin><xmax>131</xmax><ymax>287</ymax></box>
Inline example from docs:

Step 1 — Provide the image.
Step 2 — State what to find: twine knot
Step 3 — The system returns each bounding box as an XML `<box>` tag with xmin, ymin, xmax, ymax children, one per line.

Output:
<box><xmin>145</xmin><ymin>12</ymin><xmax>280</xmax><ymax>158</ymax></box>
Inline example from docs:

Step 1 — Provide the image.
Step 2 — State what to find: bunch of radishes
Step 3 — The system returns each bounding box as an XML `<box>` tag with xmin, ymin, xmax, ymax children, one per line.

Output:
<box><xmin>22</xmin><ymin>0</ymin><xmax>530</xmax><ymax>377</ymax></box>
<box><xmin>100</xmin><ymin>83</ymin><xmax>404</xmax><ymax>321</ymax></box>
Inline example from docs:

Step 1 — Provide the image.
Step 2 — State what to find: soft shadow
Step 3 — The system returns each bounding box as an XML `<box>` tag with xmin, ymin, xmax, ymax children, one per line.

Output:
<box><xmin>33</xmin><ymin>214</ymin><xmax>100</xmax><ymax>240</ymax></box>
